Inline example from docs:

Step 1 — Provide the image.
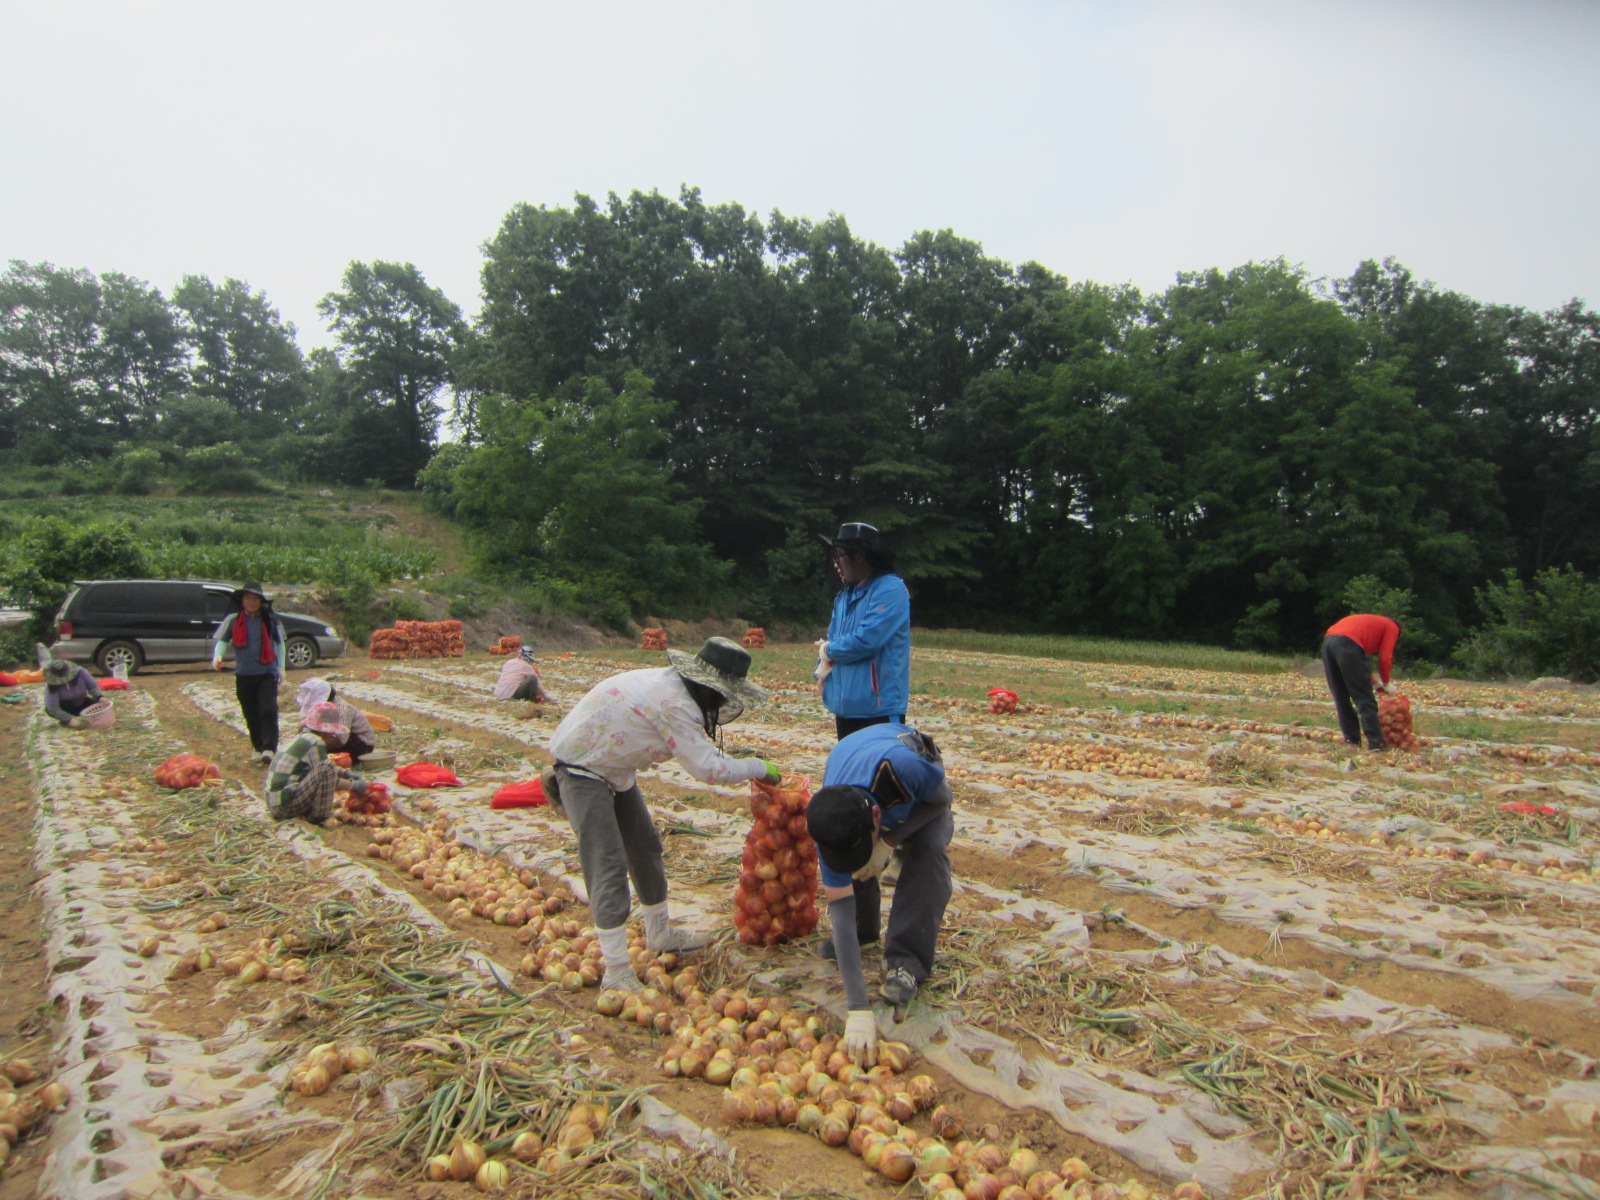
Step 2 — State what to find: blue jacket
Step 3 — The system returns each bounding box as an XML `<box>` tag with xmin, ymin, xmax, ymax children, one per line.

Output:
<box><xmin>822</xmin><ymin>573</ymin><xmax>911</xmax><ymax>719</ymax></box>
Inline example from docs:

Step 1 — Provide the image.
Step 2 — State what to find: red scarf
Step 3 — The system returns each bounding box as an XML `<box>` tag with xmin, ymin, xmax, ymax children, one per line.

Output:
<box><xmin>232</xmin><ymin>611</ymin><xmax>277</xmax><ymax>666</ymax></box>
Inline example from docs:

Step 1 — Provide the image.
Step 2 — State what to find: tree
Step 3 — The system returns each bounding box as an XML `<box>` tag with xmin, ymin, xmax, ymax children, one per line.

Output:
<box><xmin>319</xmin><ymin>261</ymin><xmax>466</xmax><ymax>487</ymax></box>
<box><xmin>448</xmin><ymin>372</ymin><xmax>728</xmax><ymax>618</ymax></box>
<box><xmin>172</xmin><ymin>275</ymin><xmax>308</xmax><ymax>425</ymax></box>
<box><xmin>0</xmin><ymin>261</ymin><xmax>185</xmax><ymax>458</ymax></box>
<box><xmin>0</xmin><ymin>516</ymin><xmax>149</xmax><ymax>637</ymax></box>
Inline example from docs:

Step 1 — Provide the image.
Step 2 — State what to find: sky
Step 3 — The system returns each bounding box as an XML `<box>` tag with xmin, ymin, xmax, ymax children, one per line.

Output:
<box><xmin>4</xmin><ymin>0</ymin><xmax>1597</xmax><ymax>350</ymax></box>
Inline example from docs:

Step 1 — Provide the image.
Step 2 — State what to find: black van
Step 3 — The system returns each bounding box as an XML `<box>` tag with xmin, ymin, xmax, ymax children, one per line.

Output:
<box><xmin>50</xmin><ymin>580</ymin><xmax>345</xmax><ymax>676</ymax></box>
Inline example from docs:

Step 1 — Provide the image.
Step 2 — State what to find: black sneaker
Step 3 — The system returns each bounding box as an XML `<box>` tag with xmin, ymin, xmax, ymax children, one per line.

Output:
<box><xmin>818</xmin><ymin>936</ymin><xmax>878</xmax><ymax>961</ymax></box>
<box><xmin>882</xmin><ymin>965</ymin><xmax>917</xmax><ymax>1006</ymax></box>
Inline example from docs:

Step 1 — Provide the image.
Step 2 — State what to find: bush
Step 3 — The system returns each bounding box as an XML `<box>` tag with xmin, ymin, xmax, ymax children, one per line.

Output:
<box><xmin>0</xmin><ymin>517</ymin><xmax>150</xmax><ymax>637</ymax></box>
<box><xmin>378</xmin><ymin>592</ymin><xmax>431</xmax><ymax>625</ymax></box>
<box><xmin>323</xmin><ymin>567</ymin><xmax>379</xmax><ymax>648</ymax></box>
<box><xmin>1453</xmin><ymin>566</ymin><xmax>1600</xmax><ymax>682</ymax></box>
<box><xmin>112</xmin><ymin>447</ymin><xmax>164</xmax><ymax>495</ymax></box>
<box><xmin>0</xmin><ymin>626</ymin><xmax>36</xmax><ymax>671</ymax></box>
<box><xmin>180</xmin><ymin>443</ymin><xmax>269</xmax><ymax>495</ymax></box>
<box><xmin>1338</xmin><ymin>575</ymin><xmax>1441</xmax><ymax>661</ymax></box>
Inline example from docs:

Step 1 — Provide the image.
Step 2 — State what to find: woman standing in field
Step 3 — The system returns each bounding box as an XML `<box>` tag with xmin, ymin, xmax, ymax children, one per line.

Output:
<box><xmin>817</xmin><ymin>522</ymin><xmax>912</xmax><ymax>740</ymax></box>
<box><xmin>212</xmin><ymin>582</ymin><xmax>285</xmax><ymax>765</ymax></box>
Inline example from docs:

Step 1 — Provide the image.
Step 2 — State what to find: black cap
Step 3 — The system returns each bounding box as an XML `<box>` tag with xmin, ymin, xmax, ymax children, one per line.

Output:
<box><xmin>806</xmin><ymin>784</ymin><xmax>878</xmax><ymax>875</ymax></box>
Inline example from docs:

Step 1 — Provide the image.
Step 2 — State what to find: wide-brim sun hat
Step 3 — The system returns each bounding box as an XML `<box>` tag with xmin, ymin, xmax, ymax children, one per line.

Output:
<box><xmin>43</xmin><ymin>658</ymin><xmax>77</xmax><ymax>686</ymax></box>
<box><xmin>666</xmin><ymin>636</ymin><xmax>768</xmax><ymax>710</ymax></box>
<box><xmin>229</xmin><ymin>581</ymin><xmax>272</xmax><ymax>606</ymax></box>
<box><xmin>301</xmin><ymin>700</ymin><xmax>350</xmax><ymax>741</ymax></box>
<box><xmin>817</xmin><ymin>521</ymin><xmax>885</xmax><ymax>553</ymax></box>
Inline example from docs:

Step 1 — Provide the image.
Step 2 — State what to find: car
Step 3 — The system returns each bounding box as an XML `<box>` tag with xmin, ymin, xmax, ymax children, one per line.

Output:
<box><xmin>49</xmin><ymin>579</ymin><xmax>346</xmax><ymax>676</ymax></box>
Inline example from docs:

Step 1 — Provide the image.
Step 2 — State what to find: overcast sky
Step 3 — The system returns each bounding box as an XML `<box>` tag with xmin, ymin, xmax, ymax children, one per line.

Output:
<box><xmin>5</xmin><ymin>1</ymin><xmax>1596</xmax><ymax>350</ymax></box>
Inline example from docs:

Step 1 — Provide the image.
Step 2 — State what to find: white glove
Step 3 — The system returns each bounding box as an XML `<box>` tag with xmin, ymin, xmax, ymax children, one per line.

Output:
<box><xmin>813</xmin><ymin>640</ymin><xmax>833</xmax><ymax>683</ymax></box>
<box><xmin>851</xmin><ymin>838</ymin><xmax>894</xmax><ymax>882</ymax></box>
<box><xmin>842</xmin><ymin>1009</ymin><xmax>877</xmax><ymax>1069</ymax></box>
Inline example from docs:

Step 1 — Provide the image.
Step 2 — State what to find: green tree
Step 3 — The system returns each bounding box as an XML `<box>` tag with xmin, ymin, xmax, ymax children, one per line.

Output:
<box><xmin>172</xmin><ymin>275</ymin><xmax>308</xmax><ymax>425</ymax></box>
<box><xmin>449</xmin><ymin>372</ymin><xmax>728</xmax><ymax>616</ymax></box>
<box><xmin>1454</xmin><ymin>566</ymin><xmax>1600</xmax><ymax>681</ymax></box>
<box><xmin>318</xmin><ymin>261</ymin><xmax>466</xmax><ymax>486</ymax></box>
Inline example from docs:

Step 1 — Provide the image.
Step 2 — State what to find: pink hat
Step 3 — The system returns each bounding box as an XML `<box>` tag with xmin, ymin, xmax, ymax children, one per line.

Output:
<box><xmin>301</xmin><ymin>701</ymin><xmax>349</xmax><ymax>741</ymax></box>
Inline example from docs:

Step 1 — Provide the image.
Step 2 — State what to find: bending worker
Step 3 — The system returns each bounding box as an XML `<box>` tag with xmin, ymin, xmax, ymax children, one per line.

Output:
<box><xmin>40</xmin><ymin>646</ymin><xmax>103</xmax><ymax>728</ymax></box>
<box><xmin>806</xmin><ymin>722</ymin><xmax>953</xmax><ymax>1065</ymax></box>
<box><xmin>544</xmin><ymin>637</ymin><xmax>781</xmax><ymax>992</ymax></box>
<box><xmin>1322</xmin><ymin>612</ymin><xmax>1401</xmax><ymax>752</ymax></box>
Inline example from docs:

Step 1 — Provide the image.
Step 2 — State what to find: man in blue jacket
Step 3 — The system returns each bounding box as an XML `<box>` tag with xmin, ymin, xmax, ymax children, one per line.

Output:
<box><xmin>806</xmin><ymin>722</ymin><xmax>953</xmax><ymax>1066</ymax></box>
<box><xmin>817</xmin><ymin>522</ymin><xmax>911</xmax><ymax>740</ymax></box>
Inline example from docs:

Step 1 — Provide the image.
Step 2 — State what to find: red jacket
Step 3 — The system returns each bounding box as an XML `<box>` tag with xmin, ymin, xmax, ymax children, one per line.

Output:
<box><xmin>1325</xmin><ymin>614</ymin><xmax>1401</xmax><ymax>683</ymax></box>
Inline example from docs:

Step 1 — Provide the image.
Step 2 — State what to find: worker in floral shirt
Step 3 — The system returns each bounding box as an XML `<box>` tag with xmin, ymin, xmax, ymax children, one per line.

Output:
<box><xmin>545</xmin><ymin>638</ymin><xmax>781</xmax><ymax>992</ymax></box>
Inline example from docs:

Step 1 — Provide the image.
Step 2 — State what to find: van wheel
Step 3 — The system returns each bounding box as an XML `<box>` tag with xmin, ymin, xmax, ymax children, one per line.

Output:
<box><xmin>284</xmin><ymin>636</ymin><xmax>318</xmax><ymax>671</ymax></box>
<box><xmin>96</xmin><ymin>640</ymin><xmax>144</xmax><ymax>677</ymax></box>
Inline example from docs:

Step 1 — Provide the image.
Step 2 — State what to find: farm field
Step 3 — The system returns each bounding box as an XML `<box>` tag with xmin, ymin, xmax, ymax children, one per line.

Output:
<box><xmin>2</xmin><ymin>640</ymin><xmax>1598</xmax><ymax>1200</ymax></box>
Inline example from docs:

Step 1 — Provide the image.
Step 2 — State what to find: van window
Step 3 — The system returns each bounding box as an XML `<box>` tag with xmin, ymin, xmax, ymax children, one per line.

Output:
<box><xmin>78</xmin><ymin>584</ymin><xmax>145</xmax><ymax>613</ymax></box>
<box><xmin>202</xmin><ymin>589</ymin><xmax>235</xmax><ymax>620</ymax></box>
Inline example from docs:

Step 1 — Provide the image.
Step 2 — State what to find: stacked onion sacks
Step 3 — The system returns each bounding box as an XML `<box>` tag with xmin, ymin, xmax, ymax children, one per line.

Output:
<box><xmin>734</xmin><ymin>775</ymin><xmax>820</xmax><ymax>945</ymax></box>
<box><xmin>363</xmin><ymin>821</ymin><xmax>573</xmax><ymax>927</ymax></box>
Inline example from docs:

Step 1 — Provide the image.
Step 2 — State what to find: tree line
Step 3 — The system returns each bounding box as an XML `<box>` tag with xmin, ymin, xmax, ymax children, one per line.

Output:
<box><xmin>4</xmin><ymin>186</ymin><xmax>1597</xmax><ymax>669</ymax></box>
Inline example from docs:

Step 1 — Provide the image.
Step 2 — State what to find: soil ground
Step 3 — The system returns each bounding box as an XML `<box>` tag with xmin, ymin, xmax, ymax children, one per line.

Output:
<box><xmin>3</xmin><ymin>640</ymin><xmax>1598</xmax><ymax>1200</ymax></box>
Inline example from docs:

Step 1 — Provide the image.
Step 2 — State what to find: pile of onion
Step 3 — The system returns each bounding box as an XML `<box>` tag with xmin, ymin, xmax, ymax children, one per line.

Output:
<box><xmin>286</xmin><ymin>1041</ymin><xmax>373</xmax><ymax>1097</ymax></box>
<box><xmin>734</xmin><ymin>775</ymin><xmax>819</xmax><ymax>945</ymax></box>
<box><xmin>0</xmin><ymin>1062</ymin><xmax>71</xmax><ymax>1168</ymax></box>
<box><xmin>364</xmin><ymin>820</ymin><xmax>572</xmax><ymax>926</ymax></box>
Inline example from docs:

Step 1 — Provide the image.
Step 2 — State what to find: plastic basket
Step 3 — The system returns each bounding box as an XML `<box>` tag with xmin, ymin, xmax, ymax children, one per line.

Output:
<box><xmin>81</xmin><ymin>700</ymin><xmax>116</xmax><ymax>730</ymax></box>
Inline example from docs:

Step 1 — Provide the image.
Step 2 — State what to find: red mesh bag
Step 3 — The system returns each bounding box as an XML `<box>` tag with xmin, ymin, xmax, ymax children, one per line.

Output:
<box><xmin>154</xmin><ymin>754</ymin><xmax>221</xmax><ymax>790</ymax></box>
<box><xmin>1379</xmin><ymin>692</ymin><xmax>1421</xmax><ymax>752</ymax></box>
<box><xmin>733</xmin><ymin>775</ymin><xmax>819</xmax><ymax>946</ymax></box>
<box><xmin>742</xmin><ymin>627</ymin><xmax>767</xmax><ymax>649</ymax></box>
<box><xmin>396</xmin><ymin>761</ymin><xmax>462</xmax><ymax>788</ymax></box>
<box><xmin>491</xmin><ymin>779</ymin><xmax>548</xmax><ymax>809</ymax></box>
<box><xmin>988</xmin><ymin>687</ymin><xmax>1019</xmax><ymax>714</ymax></box>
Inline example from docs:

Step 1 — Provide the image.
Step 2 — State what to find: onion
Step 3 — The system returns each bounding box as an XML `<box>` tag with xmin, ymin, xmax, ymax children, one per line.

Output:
<box><xmin>861</xmin><ymin>1132</ymin><xmax>892</xmax><ymax>1169</ymax></box>
<box><xmin>886</xmin><ymin>1092</ymin><xmax>916</xmax><ymax>1121</ymax></box>
<box><xmin>137</xmin><ymin>936</ymin><xmax>160</xmax><ymax>957</ymax></box>
<box><xmin>704</xmin><ymin>1058</ymin><xmax>735</xmax><ymax>1087</ymax></box>
<box><xmin>34</xmin><ymin>1082</ymin><xmax>69</xmax><ymax>1112</ymax></box>
<box><xmin>1009</xmin><ymin>1149</ymin><xmax>1040</xmax><ymax>1181</ymax></box>
<box><xmin>877</xmin><ymin>1041</ymin><xmax>912</xmax><ymax>1073</ymax></box>
<box><xmin>0</xmin><ymin>1124</ymin><xmax>17</xmax><ymax>1147</ymax></box>
<box><xmin>238</xmin><ymin>961</ymin><xmax>267</xmax><ymax>985</ymax></box>
<box><xmin>880</xmin><ymin>1142</ymin><xmax>916</xmax><ymax>1183</ymax></box>
<box><xmin>450</xmin><ymin>1138</ymin><xmax>487</xmax><ymax>1181</ymax></box>
<box><xmin>795</xmin><ymin>1102</ymin><xmax>824</xmax><ymax>1134</ymax></box>
<box><xmin>425</xmin><ymin>1154</ymin><xmax>454</xmax><ymax>1181</ymax></box>
<box><xmin>1027</xmin><ymin>1171</ymin><xmax>1063</xmax><ymax>1199</ymax></box>
<box><xmin>1173</xmin><ymin>1185</ymin><xmax>1205</xmax><ymax>1200</ymax></box>
<box><xmin>341</xmin><ymin>1046</ymin><xmax>375</xmax><ymax>1073</ymax></box>
<box><xmin>474</xmin><ymin>1159</ymin><xmax>510</xmax><ymax>1192</ymax></box>
<box><xmin>965</xmin><ymin>1174</ymin><xmax>1004</xmax><ymax>1200</ymax></box>
<box><xmin>292</xmin><ymin>1065</ymin><xmax>330</xmax><ymax>1096</ymax></box>
<box><xmin>998</xmin><ymin>1188</ymin><xmax>1031</xmax><ymax>1200</ymax></box>
<box><xmin>918</xmin><ymin>1142</ymin><xmax>957</xmax><ymax>1177</ymax></box>
<box><xmin>510</xmin><ymin>1130</ymin><xmax>543</xmax><ymax>1161</ymax></box>
<box><xmin>1060</xmin><ymin>1158</ymin><xmax>1093</xmax><ymax>1184</ymax></box>
<box><xmin>722</xmin><ymin>1089</ymin><xmax>754</xmax><ymax>1124</ymax></box>
<box><xmin>817</xmin><ymin>1114</ymin><xmax>850</xmax><ymax>1146</ymax></box>
<box><xmin>931</xmin><ymin>1104</ymin><xmax>963</xmax><ymax>1139</ymax></box>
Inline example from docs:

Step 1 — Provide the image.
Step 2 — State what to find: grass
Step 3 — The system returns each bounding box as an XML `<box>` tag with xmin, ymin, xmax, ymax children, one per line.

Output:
<box><xmin>914</xmin><ymin>628</ymin><xmax>1298</xmax><ymax>675</ymax></box>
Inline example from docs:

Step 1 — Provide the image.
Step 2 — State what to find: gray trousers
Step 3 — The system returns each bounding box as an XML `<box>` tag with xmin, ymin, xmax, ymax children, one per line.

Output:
<box><xmin>864</xmin><ymin>805</ymin><xmax>953</xmax><ymax>983</ymax></box>
<box><xmin>1322</xmin><ymin>634</ymin><xmax>1383</xmax><ymax>750</ymax></box>
<box><xmin>554</xmin><ymin>768</ymin><xmax>668</xmax><ymax>929</ymax></box>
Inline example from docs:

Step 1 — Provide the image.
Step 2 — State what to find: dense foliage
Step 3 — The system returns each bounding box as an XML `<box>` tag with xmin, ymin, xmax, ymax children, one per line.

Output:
<box><xmin>3</xmin><ymin>187</ymin><xmax>1596</xmax><ymax>671</ymax></box>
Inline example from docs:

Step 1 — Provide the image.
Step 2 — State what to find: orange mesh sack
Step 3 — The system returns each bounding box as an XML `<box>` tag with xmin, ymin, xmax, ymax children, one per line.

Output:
<box><xmin>1379</xmin><ymin>692</ymin><xmax>1421</xmax><ymax>752</ymax></box>
<box><xmin>734</xmin><ymin>775</ymin><xmax>819</xmax><ymax>946</ymax></box>
<box><xmin>154</xmin><ymin>754</ymin><xmax>221</xmax><ymax>789</ymax></box>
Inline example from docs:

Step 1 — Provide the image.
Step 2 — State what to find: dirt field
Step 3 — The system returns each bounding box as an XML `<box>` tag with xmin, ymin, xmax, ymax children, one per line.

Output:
<box><xmin>2</xmin><ymin>643</ymin><xmax>1597</xmax><ymax>1200</ymax></box>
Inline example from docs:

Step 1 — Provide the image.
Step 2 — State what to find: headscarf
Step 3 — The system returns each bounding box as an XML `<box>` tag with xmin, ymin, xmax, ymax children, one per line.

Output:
<box><xmin>296</xmin><ymin>678</ymin><xmax>332</xmax><ymax>719</ymax></box>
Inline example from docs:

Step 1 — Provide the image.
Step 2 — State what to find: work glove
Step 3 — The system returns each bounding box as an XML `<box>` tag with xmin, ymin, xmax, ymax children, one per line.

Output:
<box><xmin>761</xmin><ymin>760</ymin><xmax>782</xmax><ymax>785</ymax></box>
<box><xmin>851</xmin><ymin>838</ymin><xmax>894</xmax><ymax>882</ymax></box>
<box><xmin>813</xmin><ymin>640</ymin><xmax>833</xmax><ymax>684</ymax></box>
<box><xmin>211</xmin><ymin>656</ymin><xmax>225</xmax><ymax>672</ymax></box>
<box><xmin>842</xmin><ymin>1009</ymin><xmax>878</xmax><ymax>1069</ymax></box>
<box><xmin>67</xmin><ymin>716</ymin><xmax>89</xmax><ymax>730</ymax></box>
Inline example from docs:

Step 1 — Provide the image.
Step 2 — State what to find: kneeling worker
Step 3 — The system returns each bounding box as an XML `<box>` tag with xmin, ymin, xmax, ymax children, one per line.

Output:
<box><xmin>807</xmin><ymin>723</ymin><xmax>952</xmax><ymax>1065</ymax></box>
<box><xmin>494</xmin><ymin>647</ymin><xmax>549</xmax><ymax>704</ymax></box>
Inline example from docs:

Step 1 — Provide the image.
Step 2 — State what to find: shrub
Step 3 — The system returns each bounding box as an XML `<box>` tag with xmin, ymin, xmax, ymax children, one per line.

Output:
<box><xmin>378</xmin><ymin>592</ymin><xmax>431</xmax><ymax>625</ymax></box>
<box><xmin>179</xmin><ymin>443</ymin><xmax>269</xmax><ymax>495</ymax></box>
<box><xmin>323</xmin><ymin>566</ymin><xmax>380</xmax><ymax>648</ymax></box>
<box><xmin>112</xmin><ymin>447</ymin><xmax>164</xmax><ymax>495</ymax></box>
<box><xmin>1453</xmin><ymin>566</ymin><xmax>1600</xmax><ymax>682</ymax></box>
<box><xmin>0</xmin><ymin>626</ymin><xmax>36</xmax><ymax>671</ymax></box>
<box><xmin>0</xmin><ymin>516</ymin><xmax>150</xmax><ymax>637</ymax></box>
